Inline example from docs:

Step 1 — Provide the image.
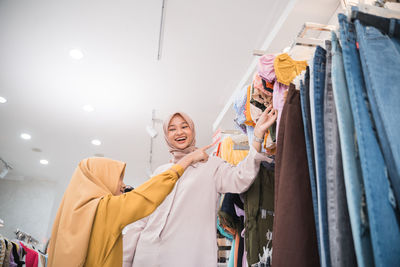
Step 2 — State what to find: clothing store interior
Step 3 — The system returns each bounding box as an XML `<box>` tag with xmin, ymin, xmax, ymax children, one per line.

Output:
<box><xmin>1</xmin><ymin>0</ymin><xmax>400</xmax><ymax>266</ymax></box>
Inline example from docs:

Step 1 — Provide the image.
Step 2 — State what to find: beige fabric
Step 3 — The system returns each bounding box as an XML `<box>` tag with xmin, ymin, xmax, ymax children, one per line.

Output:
<box><xmin>163</xmin><ymin>112</ymin><xmax>197</xmax><ymax>163</ymax></box>
<box><xmin>47</xmin><ymin>157</ymin><xmax>126</xmax><ymax>267</ymax></box>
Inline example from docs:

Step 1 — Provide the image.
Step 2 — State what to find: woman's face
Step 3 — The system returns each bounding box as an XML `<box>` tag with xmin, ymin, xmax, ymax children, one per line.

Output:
<box><xmin>114</xmin><ymin>174</ymin><xmax>126</xmax><ymax>196</ymax></box>
<box><xmin>167</xmin><ymin>114</ymin><xmax>193</xmax><ymax>150</ymax></box>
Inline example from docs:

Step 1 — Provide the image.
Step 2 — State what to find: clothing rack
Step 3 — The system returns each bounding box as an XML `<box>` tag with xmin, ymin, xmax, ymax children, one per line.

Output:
<box><xmin>15</xmin><ymin>228</ymin><xmax>39</xmax><ymax>246</ymax></box>
<box><xmin>253</xmin><ymin>22</ymin><xmax>336</xmax><ymax>56</ymax></box>
<box><xmin>345</xmin><ymin>0</ymin><xmax>400</xmax><ymax>19</ymax></box>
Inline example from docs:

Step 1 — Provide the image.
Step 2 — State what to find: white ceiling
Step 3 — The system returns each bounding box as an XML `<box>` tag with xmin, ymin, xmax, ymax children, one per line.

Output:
<box><xmin>0</xmin><ymin>0</ymin><xmax>340</xmax><ymax>186</ymax></box>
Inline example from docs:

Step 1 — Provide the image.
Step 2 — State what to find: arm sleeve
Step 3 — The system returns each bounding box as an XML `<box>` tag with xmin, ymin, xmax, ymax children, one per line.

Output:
<box><xmin>214</xmin><ymin>146</ymin><xmax>269</xmax><ymax>193</ymax></box>
<box><xmin>97</xmin><ymin>164</ymin><xmax>184</xmax><ymax>235</ymax></box>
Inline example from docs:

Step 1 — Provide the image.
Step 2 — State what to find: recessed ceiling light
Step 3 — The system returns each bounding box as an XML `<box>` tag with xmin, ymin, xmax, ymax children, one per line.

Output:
<box><xmin>0</xmin><ymin>96</ymin><xmax>7</xmax><ymax>104</ymax></box>
<box><xmin>40</xmin><ymin>159</ymin><xmax>49</xmax><ymax>165</ymax></box>
<box><xmin>91</xmin><ymin>139</ymin><xmax>101</xmax><ymax>146</ymax></box>
<box><xmin>83</xmin><ymin>105</ymin><xmax>94</xmax><ymax>112</ymax></box>
<box><xmin>20</xmin><ymin>133</ymin><xmax>31</xmax><ymax>140</ymax></box>
<box><xmin>69</xmin><ymin>49</ymin><xmax>84</xmax><ymax>60</ymax></box>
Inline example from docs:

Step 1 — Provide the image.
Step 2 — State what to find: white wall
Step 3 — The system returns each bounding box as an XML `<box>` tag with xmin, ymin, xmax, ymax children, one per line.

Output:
<box><xmin>0</xmin><ymin>178</ymin><xmax>57</xmax><ymax>248</ymax></box>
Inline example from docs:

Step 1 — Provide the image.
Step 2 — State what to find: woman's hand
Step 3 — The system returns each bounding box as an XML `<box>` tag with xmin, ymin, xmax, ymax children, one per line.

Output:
<box><xmin>252</xmin><ymin>105</ymin><xmax>278</xmax><ymax>152</ymax></box>
<box><xmin>177</xmin><ymin>144</ymin><xmax>213</xmax><ymax>169</ymax></box>
<box><xmin>254</xmin><ymin>105</ymin><xmax>278</xmax><ymax>139</ymax></box>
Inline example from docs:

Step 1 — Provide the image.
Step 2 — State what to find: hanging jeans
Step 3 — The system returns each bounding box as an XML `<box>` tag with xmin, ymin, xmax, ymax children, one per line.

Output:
<box><xmin>323</xmin><ymin>39</ymin><xmax>357</xmax><ymax>267</ymax></box>
<box><xmin>300</xmin><ymin>66</ymin><xmax>320</xmax><ymax>255</ymax></box>
<box><xmin>353</xmin><ymin>11</ymin><xmax>400</xmax><ymax>218</ymax></box>
<box><xmin>272</xmin><ymin>84</ymin><xmax>319</xmax><ymax>267</ymax></box>
<box><xmin>339</xmin><ymin>14</ymin><xmax>400</xmax><ymax>267</ymax></box>
<box><xmin>331</xmin><ymin>31</ymin><xmax>374</xmax><ymax>267</ymax></box>
<box><xmin>312</xmin><ymin>45</ymin><xmax>331</xmax><ymax>267</ymax></box>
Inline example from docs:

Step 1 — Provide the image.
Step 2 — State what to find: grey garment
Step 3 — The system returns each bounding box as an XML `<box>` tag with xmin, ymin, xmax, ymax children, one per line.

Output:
<box><xmin>323</xmin><ymin>40</ymin><xmax>357</xmax><ymax>267</ymax></box>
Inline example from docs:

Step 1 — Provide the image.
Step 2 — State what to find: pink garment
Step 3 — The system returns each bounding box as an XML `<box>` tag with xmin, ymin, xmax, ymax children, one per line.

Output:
<box><xmin>123</xmin><ymin>146</ymin><xmax>268</xmax><ymax>267</ymax></box>
<box><xmin>20</xmin><ymin>243</ymin><xmax>38</xmax><ymax>267</ymax></box>
<box><xmin>163</xmin><ymin>112</ymin><xmax>197</xmax><ymax>163</ymax></box>
<box><xmin>258</xmin><ymin>54</ymin><xmax>289</xmax><ymax>140</ymax></box>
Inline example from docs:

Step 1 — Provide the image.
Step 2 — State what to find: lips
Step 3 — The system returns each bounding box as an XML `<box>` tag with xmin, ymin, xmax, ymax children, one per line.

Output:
<box><xmin>175</xmin><ymin>137</ymin><xmax>187</xmax><ymax>144</ymax></box>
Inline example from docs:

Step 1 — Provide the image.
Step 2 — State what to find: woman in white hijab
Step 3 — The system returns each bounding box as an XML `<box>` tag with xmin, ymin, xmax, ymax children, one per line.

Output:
<box><xmin>123</xmin><ymin>106</ymin><xmax>277</xmax><ymax>267</ymax></box>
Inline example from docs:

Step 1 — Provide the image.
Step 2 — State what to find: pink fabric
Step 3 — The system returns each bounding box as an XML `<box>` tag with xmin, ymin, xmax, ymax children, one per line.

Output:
<box><xmin>163</xmin><ymin>112</ymin><xmax>197</xmax><ymax>163</ymax></box>
<box><xmin>20</xmin><ymin>243</ymin><xmax>38</xmax><ymax>267</ymax></box>
<box><xmin>258</xmin><ymin>54</ymin><xmax>289</xmax><ymax>140</ymax></box>
<box><xmin>123</xmin><ymin>146</ymin><xmax>268</xmax><ymax>267</ymax></box>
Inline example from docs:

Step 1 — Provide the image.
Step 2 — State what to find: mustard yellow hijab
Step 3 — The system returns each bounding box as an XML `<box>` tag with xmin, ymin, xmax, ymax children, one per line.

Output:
<box><xmin>47</xmin><ymin>157</ymin><xmax>126</xmax><ymax>267</ymax></box>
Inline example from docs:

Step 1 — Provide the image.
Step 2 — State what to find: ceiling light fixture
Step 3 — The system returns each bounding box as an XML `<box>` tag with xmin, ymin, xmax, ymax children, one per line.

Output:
<box><xmin>91</xmin><ymin>139</ymin><xmax>101</xmax><ymax>146</ymax></box>
<box><xmin>83</xmin><ymin>105</ymin><xmax>94</xmax><ymax>112</ymax></box>
<box><xmin>20</xmin><ymin>133</ymin><xmax>31</xmax><ymax>140</ymax></box>
<box><xmin>69</xmin><ymin>49</ymin><xmax>84</xmax><ymax>60</ymax></box>
<box><xmin>40</xmin><ymin>159</ymin><xmax>49</xmax><ymax>165</ymax></box>
<box><xmin>0</xmin><ymin>96</ymin><xmax>7</xmax><ymax>104</ymax></box>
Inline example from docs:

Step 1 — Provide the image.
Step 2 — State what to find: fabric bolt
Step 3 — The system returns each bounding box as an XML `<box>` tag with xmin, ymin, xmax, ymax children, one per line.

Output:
<box><xmin>273</xmin><ymin>53</ymin><xmax>308</xmax><ymax>86</ymax></box>
<box><xmin>331</xmin><ymin>30</ymin><xmax>374</xmax><ymax>267</ymax></box>
<box><xmin>300</xmin><ymin>66</ymin><xmax>320</xmax><ymax>255</ymax></box>
<box><xmin>339</xmin><ymin>14</ymin><xmax>400</xmax><ymax>267</ymax></box>
<box><xmin>354</xmin><ymin>15</ymin><xmax>400</xmax><ymax>217</ymax></box>
<box><xmin>220</xmin><ymin>137</ymin><xmax>249</xmax><ymax>166</ymax></box>
<box><xmin>272</xmin><ymin>84</ymin><xmax>319</xmax><ymax>267</ymax></box>
<box><xmin>20</xmin><ymin>243</ymin><xmax>38</xmax><ymax>267</ymax></box>
<box><xmin>243</xmin><ymin>164</ymin><xmax>274</xmax><ymax>266</ymax></box>
<box><xmin>312</xmin><ymin>45</ymin><xmax>332</xmax><ymax>267</ymax></box>
<box><xmin>323</xmin><ymin>39</ymin><xmax>357</xmax><ymax>267</ymax></box>
<box><xmin>123</xmin><ymin>149</ymin><xmax>268</xmax><ymax>266</ymax></box>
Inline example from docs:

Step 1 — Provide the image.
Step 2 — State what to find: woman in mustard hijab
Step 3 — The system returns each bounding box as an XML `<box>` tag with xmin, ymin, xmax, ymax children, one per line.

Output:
<box><xmin>47</xmin><ymin>146</ymin><xmax>210</xmax><ymax>267</ymax></box>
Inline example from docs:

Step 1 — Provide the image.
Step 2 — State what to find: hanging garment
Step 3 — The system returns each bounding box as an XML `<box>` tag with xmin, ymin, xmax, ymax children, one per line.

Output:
<box><xmin>257</xmin><ymin>54</ymin><xmax>289</xmax><ymax>142</ymax></box>
<box><xmin>243</xmin><ymin>164</ymin><xmax>275</xmax><ymax>266</ymax></box>
<box><xmin>323</xmin><ymin>39</ymin><xmax>357</xmax><ymax>267</ymax></box>
<box><xmin>353</xmin><ymin>10</ymin><xmax>400</xmax><ymax>217</ymax></box>
<box><xmin>233</xmin><ymin>85</ymin><xmax>249</xmax><ymax>134</ymax></box>
<box><xmin>273</xmin><ymin>53</ymin><xmax>308</xmax><ymax>86</ymax></box>
<box><xmin>272</xmin><ymin>84</ymin><xmax>319</xmax><ymax>267</ymax></box>
<box><xmin>220</xmin><ymin>137</ymin><xmax>249</xmax><ymax>166</ymax></box>
<box><xmin>331</xmin><ymin>30</ymin><xmax>374</xmax><ymax>267</ymax></box>
<box><xmin>11</xmin><ymin>242</ymin><xmax>24</xmax><ymax>267</ymax></box>
<box><xmin>339</xmin><ymin>14</ymin><xmax>400</xmax><ymax>267</ymax></box>
<box><xmin>123</xmin><ymin>146</ymin><xmax>268</xmax><ymax>267</ymax></box>
<box><xmin>3</xmin><ymin>239</ymin><xmax>13</xmax><ymax>267</ymax></box>
<box><xmin>300</xmin><ymin>67</ymin><xmax>321</xmax><ymax>254</ymax></box>
<box><xmin>20</xmin><ymin>243</ymin><xmax>38</xmax><ymax>267</ymax></box>
<box><xmin>0</xmin><ymin>236</ymin><xmax>5</xmax><ymax>266</ymax></box>
<box><xmin>312</xmin><ymin>45</ymin><xmax>332</xmax><ymax>267</ymax></box>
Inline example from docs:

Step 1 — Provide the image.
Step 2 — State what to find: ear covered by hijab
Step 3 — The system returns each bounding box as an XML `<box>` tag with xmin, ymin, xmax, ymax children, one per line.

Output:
<box><xmin>47</xmin><ymin>157</ymin><xmax>126</xmax><ymax>267</ymax></box>
<box><xmin>163</xmin><ymin>112</ymin><xmax>197</xmax><ymax>163</ymax></box>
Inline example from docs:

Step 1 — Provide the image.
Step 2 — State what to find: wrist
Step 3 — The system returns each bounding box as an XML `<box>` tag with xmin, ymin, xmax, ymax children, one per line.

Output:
<box><xmin>253</xmin><ymin>135</ymin><xmax>264</xmax><ymax>144</ymax></box>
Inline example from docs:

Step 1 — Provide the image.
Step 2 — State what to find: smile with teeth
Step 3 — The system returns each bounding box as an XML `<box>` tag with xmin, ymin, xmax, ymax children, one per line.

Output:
<box><xmin>175</xmin><ymin>137</ymin><xmax>187</xmax><ymax>143</ymax></box>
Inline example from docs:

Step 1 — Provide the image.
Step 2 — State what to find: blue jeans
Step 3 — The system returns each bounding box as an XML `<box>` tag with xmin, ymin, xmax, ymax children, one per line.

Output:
<box><xmin>354</xmin><ymin>15</ymin><xmax>400</xmax><ymax>216</ymax></box>
<box><xmin>324</xmin><ymin>39</ymin><xmax>357</xmax><ymax>267</ymax></box>
<box><xmin>300</xmin><ymin>67</ymin><xmax>320</xmax><ymax>255</ymax></box>
<box><xmin>339</xmin><ymin>14</ymin><xmax>400</xmax><ymax>267</ymax></box>
<box><xmin>312</xmin><ymin>45</ymin><xmax>331</xmax><ymax>267</ymax></box>
<box><xmin>331</xmin><ymin>30</ymin><xmax>374</xmax><ymax>267</ymax></box>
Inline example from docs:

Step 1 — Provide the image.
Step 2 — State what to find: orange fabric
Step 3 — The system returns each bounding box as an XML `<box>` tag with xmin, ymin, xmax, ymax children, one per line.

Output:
<box><xmin>234</xmin><ymin>233</ymin><xmax>240</xmax><ymax>267</ymax></box>
<box><xmin>244</xmin><ymin>85</ymin><xmax>256</xmax><ymax>127</ymax></box>
<box><xmin>274</xmin><ymin>53</ymin><xmax>308</xmax><ymax>86</ymax></box>
<box><xmin>220</xmin><ymin>137</ymin><xmax>249</xmax><ymax>166</ymax></box>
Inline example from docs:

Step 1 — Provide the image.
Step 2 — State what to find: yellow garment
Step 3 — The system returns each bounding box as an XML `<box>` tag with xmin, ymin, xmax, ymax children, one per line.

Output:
<box><xmin>244</xmin><ymin>85</ymin><xmax>256</xmax><ymax>127</ymax></box>
<box><xmin>274</xmin><ymin>53</ymin><xmax>308</xmax><ymax>86</ymax></box>
<box><xmin>47</xmin><ymin>157</ymin><xmax>183</xmax><ymax>267</ymax></box>
<box><xmin>220</xmin><ymin>137</ymin><xmax>249</xmax><ymax>166</ymax></box>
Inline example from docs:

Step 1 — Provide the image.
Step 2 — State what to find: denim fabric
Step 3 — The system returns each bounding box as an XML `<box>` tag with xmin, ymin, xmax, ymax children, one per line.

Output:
<box><xmin>339</xmin><ymin>14</ymin><xmax>400</xmax><ymax>267</ymax></box>
<box><xmin>324</xmin><ymin>39</ymin><xmax>357</xmax><ymax>267</ymax></box>
<box><xmin>355</xmin><ymin>17</ymin><xmax>400</xmax><ymax>216</ymax></box>
<box><xmin>300</xmin><ymin>66</ymin><xmax>320</xmax><ymax>256</ymax></box>
<box><xmin>331</xmin><ymin>31</ymin><xmax>374</xmax><ymax>267</ymax></box>
<box><xmin>312</xmin><ymin>45</ymin><xmax>331</xmax><ymax>267</ymax></box>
